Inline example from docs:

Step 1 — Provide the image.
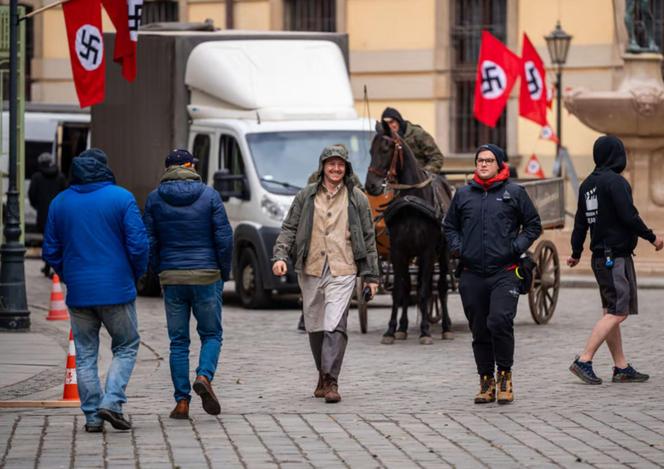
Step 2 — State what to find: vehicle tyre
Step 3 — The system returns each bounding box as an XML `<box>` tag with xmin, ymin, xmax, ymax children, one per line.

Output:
<box><xmin>236</xmin><ymin>248</ymin><xmax>271</xmax><ymax>309</ymax></box>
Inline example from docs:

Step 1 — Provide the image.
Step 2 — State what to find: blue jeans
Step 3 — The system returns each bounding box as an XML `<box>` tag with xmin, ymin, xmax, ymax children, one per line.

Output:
<box><xmin>69</xmin><ymin>302</ymin><xmax>140</xmax><ymax>426</ymax></box>
<box><xmin>163</xmin><ymin>280</ymin><xmax>223</xmax><ymax>403</ymax></box>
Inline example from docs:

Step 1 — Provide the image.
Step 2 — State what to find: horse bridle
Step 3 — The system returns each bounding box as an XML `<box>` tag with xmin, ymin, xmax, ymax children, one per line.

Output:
<box><xmin>368</xmin><ymin>133</ymin><xmax>404</xmax><ymax>184</ymax></box>
<box><xmin>368</xmin><ymin>133</ymin><xmax>432</xmax><ymax>192</ymax></box>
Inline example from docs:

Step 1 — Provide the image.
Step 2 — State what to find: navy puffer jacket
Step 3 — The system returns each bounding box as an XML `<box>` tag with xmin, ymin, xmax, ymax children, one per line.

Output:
<box><xmin>444</xmin><ymin>177</ymin><xmax>542</xmax><ymax>275</ymax></box>
<box><xmin>143</xmin><ymin>166</ymin><xmax>233</xmax><ymax>280</ymax></box>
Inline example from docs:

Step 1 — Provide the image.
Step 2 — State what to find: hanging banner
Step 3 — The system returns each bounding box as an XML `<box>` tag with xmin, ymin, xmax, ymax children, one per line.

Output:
<box><xmin>63</xmin><ymin>0</ymin><xmax>105</xmax><ymax>107</ymax></box>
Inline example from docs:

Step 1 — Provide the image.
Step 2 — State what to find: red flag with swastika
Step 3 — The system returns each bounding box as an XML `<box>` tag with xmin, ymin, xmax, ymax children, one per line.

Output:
<box><xmin>101</xmin><ymin>0</ymin><xmax>144</xmax><ymax>81</ymax></box>
<box><xmin>519</xmin><ymin>33</ymin><xmax>548</xmax><ymax>126</ymax></box>
<box><xmin>525</xmin><ymin>153</ymin><xmax>545</xmax><ymax>179</ymax></box>
<box><xmin>63</xmin><ymin>0</ymin><xmax>105</xmax><ymax>107</ymax></box>
<box><xmin>473</xmin><ymin>30</ymin><xmax>521</xmax><ymax>128</ymax></box>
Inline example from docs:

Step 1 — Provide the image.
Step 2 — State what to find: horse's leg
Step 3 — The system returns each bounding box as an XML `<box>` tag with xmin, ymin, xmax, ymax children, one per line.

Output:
<box><xmin>395</xmin><ymin>264</ymin><xmax>410</xmax><ymax>339</ymax></box>
<box><xmin>382</xmin><ymin>258</ymin><xmax>405</xmax><ymax>345</ymax></box>
<box><xmin>439</xmin><ymin>245</ymin><xmax>454</xmax><ymax>340</ymax></box>
<box><xmin>418</xmin><ymin>251</ymin><xmax>434</xmax><ymax>345</ymax></box>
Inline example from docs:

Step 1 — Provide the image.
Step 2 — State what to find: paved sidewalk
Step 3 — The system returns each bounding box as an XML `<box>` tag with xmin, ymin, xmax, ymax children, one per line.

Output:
<box><xmin>1</xmin><ymin>260</ymin><xmax>663</xmax><ymax>468</ymax></box>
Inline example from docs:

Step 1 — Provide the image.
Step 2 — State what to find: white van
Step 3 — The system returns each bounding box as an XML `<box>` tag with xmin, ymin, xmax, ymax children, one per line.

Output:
<box><xmin>1</xmin><ymin>105</ymin><xmax>90</xmax><ymax>244</ymax></box>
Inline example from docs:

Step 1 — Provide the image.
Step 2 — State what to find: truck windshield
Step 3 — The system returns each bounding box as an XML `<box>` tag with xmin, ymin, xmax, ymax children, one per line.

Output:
<box><xmin>246</xmin><ymin>130</ymin><xmax>374</xmax><ymax>195</ymax></box>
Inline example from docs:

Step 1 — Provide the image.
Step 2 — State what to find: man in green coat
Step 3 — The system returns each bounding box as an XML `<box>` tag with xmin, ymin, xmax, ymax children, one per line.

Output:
<box><xmin>273</xmin><ymin>144</ymin><xmax>379</xmax><ymax>403</ymax></box>
<box><xmin>381</xmin><ymin>107</ymin><xmax>445</xmax><ymax>173</ymax></box>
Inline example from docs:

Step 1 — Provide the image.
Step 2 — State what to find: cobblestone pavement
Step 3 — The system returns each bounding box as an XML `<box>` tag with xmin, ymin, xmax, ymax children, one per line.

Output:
<box><xmin>1</xmin><ymin>260</ymin><xmax>664</xmax><ymax>468</ymax></box>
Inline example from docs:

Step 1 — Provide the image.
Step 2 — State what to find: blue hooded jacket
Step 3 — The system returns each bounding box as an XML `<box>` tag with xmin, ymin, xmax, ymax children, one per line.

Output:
<box><xmin>42</xmin><ymin>149</ymin><xmax>149</xmax><ymax>307</ymax></box>
<box><xmin>143</xmin><ymin>166</ymin><xmax>233</xmax><ymax>279</ymax></box>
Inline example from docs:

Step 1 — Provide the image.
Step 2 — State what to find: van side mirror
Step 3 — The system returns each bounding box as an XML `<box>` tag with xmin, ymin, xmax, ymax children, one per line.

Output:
<box><xmin>213</xmin><ymin>169</ymin><xmax>250</xmax><ymax>202</ymax></box>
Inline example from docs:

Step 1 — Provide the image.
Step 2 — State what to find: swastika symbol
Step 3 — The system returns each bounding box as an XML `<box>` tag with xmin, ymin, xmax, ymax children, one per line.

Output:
<box><xmin>524</xmin><ymin>61</ymin><xmax>543</xmax><ymax>100</ymax></box>
<box><xmin>480</xmin><ymin>60</ymin><xmax>507</xmax><ymax>99</ymax></box>
<box><xmin>128</xmin><ymin>0</ymin><xmax>143</xmax><ymax>41</ymax></box>
<box><xmin>75</xmin><ymin>25</ymin><xmax>103</xmax><ymax>71</ymax></box>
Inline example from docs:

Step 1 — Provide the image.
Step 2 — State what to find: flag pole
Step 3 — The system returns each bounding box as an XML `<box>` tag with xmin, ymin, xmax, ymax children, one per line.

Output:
<box><xmin>20</xmin><ymin>0</ymin><xmax>70</xmax><ymax>21</ymax></box>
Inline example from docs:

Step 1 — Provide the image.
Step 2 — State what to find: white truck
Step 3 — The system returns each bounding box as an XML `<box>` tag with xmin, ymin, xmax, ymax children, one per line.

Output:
<box><xmin>93</xmin><ymin>29</ymin><xmax>373</xmax><ymax>307</ymax></box>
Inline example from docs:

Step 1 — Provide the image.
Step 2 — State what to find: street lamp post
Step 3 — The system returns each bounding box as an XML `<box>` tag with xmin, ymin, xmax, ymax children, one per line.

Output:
<box><xmin>0</xmin><ymin>0</ymin><xmax>30</xmax><ymax>330</ymax></box>
<box><xmin>545</xmin><ymin>21</ymin><xmax>573</xmax><ymax>176</ymax></box>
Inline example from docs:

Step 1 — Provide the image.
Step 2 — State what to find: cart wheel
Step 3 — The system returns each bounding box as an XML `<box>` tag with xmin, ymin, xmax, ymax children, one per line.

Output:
<box><xmin>528</xmin><ymin>240</ymin><xmax>560</xmax><ymax>324</ymax></box>
<box><xmin>428</xmin><ymin>290</ymin><xmax>442</xmax><ymax>324</ymax></box>
<box><xmin>356</xmin><ymin>279</ymin><xmax>368</xmax><ymax>334</ymax></box>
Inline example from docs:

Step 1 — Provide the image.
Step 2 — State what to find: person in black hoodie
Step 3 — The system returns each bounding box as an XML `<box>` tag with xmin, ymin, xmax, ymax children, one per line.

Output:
<box><xmin>444</xmin><ymin>144</ymin><xmax>542</xmax><ymax>405</ymax></box>
<box><xmin>568</xmin><ymin>135</ymin><xmax>663</xmax><ymax>385</ymax></box>
<box><xmin>29</xmin><ymin>153</ymin><xmax>67</xmax><ymax>277</ymax></box>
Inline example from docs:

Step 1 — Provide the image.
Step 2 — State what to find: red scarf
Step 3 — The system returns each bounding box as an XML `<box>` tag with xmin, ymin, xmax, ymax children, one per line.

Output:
<box><xmin>473</xmin><ymin>165</ymin><xmax>510</xmax><ymax>190</ymax></box>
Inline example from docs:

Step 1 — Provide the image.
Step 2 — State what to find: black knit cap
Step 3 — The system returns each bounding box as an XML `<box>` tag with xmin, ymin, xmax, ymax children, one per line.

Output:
<box><xmin>475</xmin><ymin>143</ymin><xmax>506</xmax><ymax>169</ymax></box>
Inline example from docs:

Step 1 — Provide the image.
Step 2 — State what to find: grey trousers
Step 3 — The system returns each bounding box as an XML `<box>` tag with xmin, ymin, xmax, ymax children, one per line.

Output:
<box><xmin>308</xmin><ymin>309</ymin><xmax>349</xmax><ymax>380</ymax></box>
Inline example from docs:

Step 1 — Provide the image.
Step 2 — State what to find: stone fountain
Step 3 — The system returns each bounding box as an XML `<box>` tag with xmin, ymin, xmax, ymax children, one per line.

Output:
<box><xmin>564</xmin><ymin>0</ymin><xmax>664</xmax><ymax>235</ymax></box>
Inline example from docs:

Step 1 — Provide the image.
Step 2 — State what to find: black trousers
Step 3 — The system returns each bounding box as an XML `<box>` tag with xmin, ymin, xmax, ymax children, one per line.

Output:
<box><xmin>459</xmin><ymin>270</ymin><xmax>520</xmax><ymax>376</ymax></box>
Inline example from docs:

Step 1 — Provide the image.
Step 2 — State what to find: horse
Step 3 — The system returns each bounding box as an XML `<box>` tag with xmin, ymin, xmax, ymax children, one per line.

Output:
<box><xmin>365</xmin><ymin>126</ymin><xmax>453</xmax><ymax>345</ymax></box>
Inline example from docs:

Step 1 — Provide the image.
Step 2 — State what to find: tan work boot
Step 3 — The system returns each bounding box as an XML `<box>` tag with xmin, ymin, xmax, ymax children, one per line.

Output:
<box><xmin>324</xmin><ymin>375</ymin><xmax>341</xmax><ymax>403</ymax></box>
<box><xmin>314</xmin><ymin>373</ymin><xmax>327</xmax><ymax>398</ymax></box>
<box><xmin>496</xmin><ymin>370</ymin><xmax>513</xmax><ymax>405</ymax></box>
<box><xmin>474</xmin><ymin>375</ymin><xmax>496</xmax><ymax>404</ymax></box>
<box><xmin>169</xmin><ymin>399</ymin><xmax>190</xmax><ymax>419</ymax></box>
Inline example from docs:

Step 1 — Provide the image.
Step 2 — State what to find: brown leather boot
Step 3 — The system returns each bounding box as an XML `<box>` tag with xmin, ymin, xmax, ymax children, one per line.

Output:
<box><xmin>324</xmin><ymin>375</ymin><xmax>341</xmax><ymax>403</ymax></box>
<box><xmin>474</xmin><ymin>374</ymin><xmax>496</xmax><ymax>404</ymax></box>
<box><xmin>193</xmin><ymin>375</ymin><xmax>221</xmax><ymax>415</ymax></box>
<box><xmin>169</xmin><ymin>399</ymin><xmax>190</xmax><ymax>419</ymax></box>
<box><xmin>314</xmin><ymin>373</ymin><xmax>327</xmax><ymax>398</ymax></box>
<box><xmin>497</xmin><ymin>370</ymin><xmax>513</xmax><ymax>405</ymax></box>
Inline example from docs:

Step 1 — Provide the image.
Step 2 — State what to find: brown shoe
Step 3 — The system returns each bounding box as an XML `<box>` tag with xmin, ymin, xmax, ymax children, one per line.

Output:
<box><xmin>324</xmin><ymin>375</ymin><xmax>341</xmax><ymax>403</ymax></box>
<box><xmin>497</xmin><ymin>370</ymin><xmax>513</xmax><ymax>405</ymax></box>
<box><xmin>474</xmin><ymin>375</ymin><xmax>496</xmax><ymax>404</ymax></box>
<box><xmin>169</xmin><ymin>399</ymin><xmax>190</xmax><ymax>419</ymax></box>
<box><xmin>314</xmin><ymin>373</ymin><xmax>327</xmax><ymax>398</ymax></box>
<box><xmin>193</xmin><ymin>375</ymin><xmax>221</xmax><ymax>415</ymax></box>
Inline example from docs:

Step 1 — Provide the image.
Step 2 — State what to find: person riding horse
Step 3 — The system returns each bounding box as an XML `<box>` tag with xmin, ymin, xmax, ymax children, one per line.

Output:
<box><xmin>380</xmin><ymin>107</ymin><xmax>444</xmax><ymax>174</ymax></box>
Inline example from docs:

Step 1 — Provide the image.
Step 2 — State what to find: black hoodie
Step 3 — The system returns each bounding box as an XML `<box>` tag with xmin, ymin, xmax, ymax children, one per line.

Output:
<box><xmin>571</xmin><ymin>136</ymin><xmax>655</xmax><ymax>258</ymax></box>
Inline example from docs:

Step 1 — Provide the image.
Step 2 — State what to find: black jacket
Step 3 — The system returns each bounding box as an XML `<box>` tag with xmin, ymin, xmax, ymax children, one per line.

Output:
<box><xmin>571</xmin><ymin>136</ymin><xmax>655</xmax><ymax>258</ymax></box>
<box><xmin>444</xmin><ymin>176</ymin><xmax>542</xmax><ymax>275</ymax></box>
<box><xmin>28</xmin><ymin>163</ymin><xmax>67</xmax><ymax>233</ymax></box>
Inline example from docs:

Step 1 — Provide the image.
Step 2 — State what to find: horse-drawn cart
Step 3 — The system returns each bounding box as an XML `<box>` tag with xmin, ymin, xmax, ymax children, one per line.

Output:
<box><xmin>355</xmin><ymin>175</ymin><xmax>565</xmax><ymax>332</ymax></box>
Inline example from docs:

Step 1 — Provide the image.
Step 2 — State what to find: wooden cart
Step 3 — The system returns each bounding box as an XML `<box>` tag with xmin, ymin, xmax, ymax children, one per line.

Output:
<box><xmin>354</xmin><ymin>176</ymin><xmax>565</xmax><ymax>332</ymax></box>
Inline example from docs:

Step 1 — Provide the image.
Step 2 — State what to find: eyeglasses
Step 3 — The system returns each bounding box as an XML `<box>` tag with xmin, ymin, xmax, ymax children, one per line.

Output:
<box><xmin>476</xmin><ymin>158</ymin><xmax>496</xmax><ymax>166</ymax></box>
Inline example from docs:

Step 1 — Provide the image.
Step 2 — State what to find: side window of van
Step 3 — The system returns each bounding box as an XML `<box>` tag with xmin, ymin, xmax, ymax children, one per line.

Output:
<box><xmin>192</xmin><ymin>134</ymin><xmax>211</xmax><ymax>184</ymax></box>
<box><xmin>219</xmin><ymin>135</ymin><xmax>245</xmax><ymax>193</ymax></box>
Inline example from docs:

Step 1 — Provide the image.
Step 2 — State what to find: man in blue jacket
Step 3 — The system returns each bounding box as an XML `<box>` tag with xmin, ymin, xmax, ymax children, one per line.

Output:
<box><xmin>444</xmin><ymin>144</ymin><xmax>541</xmax><ymax>405</ymax></box>
<box><xmin>143</xmin><ymin>149</ymin><xmax>233</xmax><ymax>419</ymax></box>
<box><xmin>43</xmin><ymin>148</ymin><xmax>149</xmax><ymax>433</ymax></box>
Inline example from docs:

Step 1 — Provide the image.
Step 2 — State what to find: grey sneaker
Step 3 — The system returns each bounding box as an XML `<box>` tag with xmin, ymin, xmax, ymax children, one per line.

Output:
<box><xmin>569</xmin><ymin>356</ymin><xmax>602</xmax><ymax>385</ymax></box>
<box><xmin>612</xmin><ymin>364</ymin><xmax>649</xmax><ymax>383</ymax></box>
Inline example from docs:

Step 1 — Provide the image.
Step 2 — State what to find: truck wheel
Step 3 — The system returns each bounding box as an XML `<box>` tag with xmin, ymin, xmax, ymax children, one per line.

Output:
<box><xmin>137</xmin><ymin>268</ymin><xmax>161</xmax><ymax>297</ymax></box>
<box><xmin>236</xmin><ymin>248</ymin><xmax>271</xmax><ymax>309</ymax></box>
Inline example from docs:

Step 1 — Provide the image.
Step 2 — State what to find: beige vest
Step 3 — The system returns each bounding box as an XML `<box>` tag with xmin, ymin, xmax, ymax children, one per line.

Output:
<box><xmin>304</xmin><ymin>185</ymin><xmax>357</xmax><ymax>277</ymax></box>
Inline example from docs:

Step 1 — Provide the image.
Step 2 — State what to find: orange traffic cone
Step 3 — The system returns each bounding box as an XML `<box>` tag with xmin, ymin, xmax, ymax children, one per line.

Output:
<box><xmin>47</xmin><ymin>274</ymin><xmax>68</xmax><ymax>321</ymax></box>
<box><xmin>62</xmin><ymin>329</ymin><xmax>80</xmax><ymax>401</ymax></box>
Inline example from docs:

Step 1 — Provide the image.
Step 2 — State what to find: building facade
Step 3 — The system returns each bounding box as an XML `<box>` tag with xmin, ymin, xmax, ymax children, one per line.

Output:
<box><xmin>15</xmin><ymin>0</ymin><xmax>633</xmax><ymax>176</ymax></box>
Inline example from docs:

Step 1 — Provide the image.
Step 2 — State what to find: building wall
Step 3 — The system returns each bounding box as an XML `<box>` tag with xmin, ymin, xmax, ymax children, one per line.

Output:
<box><xmin>28</xmin><ymin>0</ymin><xmax>622</xmax><ymax>180</ymax></box>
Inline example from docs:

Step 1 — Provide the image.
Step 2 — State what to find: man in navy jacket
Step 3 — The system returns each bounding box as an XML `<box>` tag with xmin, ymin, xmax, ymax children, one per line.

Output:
<box><xmin>444</xmin><ymin>144</ymin><xmax>541</xmax><ymax>405</ymax></box>
<box><xmin>143</xmin><ymin>149</ymin><xmax>233</xmax><ymax>419</ymax></box>
<box><xmin>43</xmin><ymin>148</ymin><xmax>149</xmax><ymax>433</ymax></box>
